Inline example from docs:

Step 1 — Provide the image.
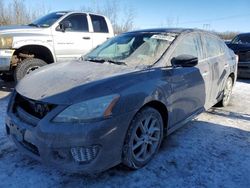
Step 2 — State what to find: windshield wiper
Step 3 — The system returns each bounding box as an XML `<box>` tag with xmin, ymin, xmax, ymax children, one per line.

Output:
<box><xmin>86</xmin><ymin>58</ymin><xmax>127</xmax><ymax>66</ymax></box>
<box><xmin>28</xmin><ymin>23</ymin><xmax>40</xmax><ymax>27</ymax></box>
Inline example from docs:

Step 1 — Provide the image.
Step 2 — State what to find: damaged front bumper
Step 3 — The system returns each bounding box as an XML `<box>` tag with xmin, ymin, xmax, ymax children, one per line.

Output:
<box><xmin>0</xmin><ymin>49</ymin><xmax>14</xmax><ymax>71</ymax></box>
<box><xmin>5</xmin><ymin>108</ymin><xmax>134</xmax><ymax>174</ymax></box>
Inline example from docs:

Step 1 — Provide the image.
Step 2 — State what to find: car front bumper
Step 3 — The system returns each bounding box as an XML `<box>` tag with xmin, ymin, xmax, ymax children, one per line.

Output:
<box><xmin>238</xmin><ymin>61</ymin><xmax>250</xmax><ymax>78</ymax></box>
<box><xmin>0</xmin><ymin>49</ymin><xmax>14</xmax><ymax>71</ymax></box>
<box><xmin>5</xmin><ymin>109</ymin><xmax>135</xmax><ymax>174</ymax></box>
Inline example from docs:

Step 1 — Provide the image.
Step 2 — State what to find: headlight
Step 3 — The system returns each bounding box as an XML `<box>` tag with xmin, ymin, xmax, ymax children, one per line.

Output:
<box><xmin>0</xmin><ymin>36</ymin><xmax>13</xmax><ymax>49</ymax></box>
<box><xmin>53</xmin><ymin>94</ymin><xmax>120</xmax><ymax>123</ymax></box>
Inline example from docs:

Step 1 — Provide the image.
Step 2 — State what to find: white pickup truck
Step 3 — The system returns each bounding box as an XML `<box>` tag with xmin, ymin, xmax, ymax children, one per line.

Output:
<box><xmin>0</xmin><ymin>11</ymin><xmax>114</xmax><ymax>81</ymax></box>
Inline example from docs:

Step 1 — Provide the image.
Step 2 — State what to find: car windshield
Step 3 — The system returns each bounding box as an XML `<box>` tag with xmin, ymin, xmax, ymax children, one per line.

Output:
<box><xmin>231</xmin><ymin>35</ymin><xmax>250</xmax><ymax>44</ymax></box>
<box><xmin>85</xmin><ymin>32</ymin><xmax>177</xmax><ymax>67</ymax></box>
<box><xmin>28</xmin><ymin>12</ymin><xmax>67</xmax><ymax>28</ymax></box>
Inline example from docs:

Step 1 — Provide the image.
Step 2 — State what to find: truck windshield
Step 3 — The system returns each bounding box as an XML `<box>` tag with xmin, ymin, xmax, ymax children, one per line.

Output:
<box><xmin>29</xmin><ymin>12</ymin><xmax>67</xmax><ymax>28</ymax></box>
<box><xmin>231</xmin><ymin>35</ymin><xmax>250</xmax><ymax>44</ymax></box>
<box><xmin>85</xmin><ymin>32</ymin><xmax>177</xmax><ymax>67</ymax></box>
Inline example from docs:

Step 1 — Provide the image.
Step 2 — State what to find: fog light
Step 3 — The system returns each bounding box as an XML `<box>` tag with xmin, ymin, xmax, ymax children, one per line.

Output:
<box><xmin>71</xmin><ymin>145</ymin><xmax>100</xmax><ymax>163</ymax></box>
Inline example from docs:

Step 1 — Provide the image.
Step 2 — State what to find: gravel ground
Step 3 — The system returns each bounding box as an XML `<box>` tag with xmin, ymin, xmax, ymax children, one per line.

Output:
<box><xmin>0</xmin><ymin>79</ymin><xmax>249</xmax><ymax>188</ymax></box>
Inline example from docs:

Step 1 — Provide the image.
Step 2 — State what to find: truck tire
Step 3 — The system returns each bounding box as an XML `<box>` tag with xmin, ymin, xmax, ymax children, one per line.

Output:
<box><xmin>14</xmin><ymin>58</ymin><xmax>47</xmax><ymax>82</ymax></box>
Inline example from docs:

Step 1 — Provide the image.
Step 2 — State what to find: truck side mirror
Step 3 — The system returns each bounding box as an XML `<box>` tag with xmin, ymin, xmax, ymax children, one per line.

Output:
<box><xmin>59</xmin><ymin>21</ymin><xmax>72</xmax><ymax>32</ymax></box>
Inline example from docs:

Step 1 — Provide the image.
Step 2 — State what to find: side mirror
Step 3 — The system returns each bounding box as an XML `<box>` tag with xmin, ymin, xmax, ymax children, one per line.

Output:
<box><xmin>59</xmin><ymin>21</ymin><xmax>72</xmax><ymax>32</ymax></box>
<box><xmin>171</xmin><ymin>54</ymin><xmax>198</xmax><ymax>67</ymax></box>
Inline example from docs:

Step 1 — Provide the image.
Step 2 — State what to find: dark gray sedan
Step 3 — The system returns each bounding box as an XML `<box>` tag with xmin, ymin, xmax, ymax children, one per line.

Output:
<box><xmin>5</xmin><ymin>28</ymin><xmax>237</xmax><ymax>173</ymax></box>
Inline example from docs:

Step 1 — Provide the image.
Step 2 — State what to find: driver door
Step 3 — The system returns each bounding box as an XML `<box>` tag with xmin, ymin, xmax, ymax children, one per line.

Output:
<box><xmin>168</xmin><ymin>33</ymin><xmax>210</xmax><ymax>127</ymax></box>
<box><xmin>52</xmin><ymin>13</ymin><xmax>93</xmax><ymax>62</ymax></box>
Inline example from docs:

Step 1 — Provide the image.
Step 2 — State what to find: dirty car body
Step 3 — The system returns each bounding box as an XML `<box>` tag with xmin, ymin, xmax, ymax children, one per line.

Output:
<box><xmin>6</xmin><ymin>28</ymin><xmax>237</xmax><ymax>173</ymax></box>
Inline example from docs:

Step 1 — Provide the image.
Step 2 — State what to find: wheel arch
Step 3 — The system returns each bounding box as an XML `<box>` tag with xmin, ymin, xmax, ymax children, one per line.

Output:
<box><xmin>139</xmin><ymin>100</ymin><xmax>169</xmax><ymax>133</ymax></box>
<box><xmin>13</xmin><ymin>44</ymin><xmax>55</xmax><ymax>65</ymax></box>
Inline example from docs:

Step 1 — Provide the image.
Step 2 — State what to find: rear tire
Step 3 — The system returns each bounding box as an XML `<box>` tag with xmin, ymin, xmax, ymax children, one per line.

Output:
<box><xmin>122</xmin><ymin>107</ymin><xmax>163</xmax><ymax>169</ymax></box>
<box><xmin>14</xmin><ymin>58</ymin><xmax>47</xmax><ymax>82</ymax></box>
<box><xmin>218</xmin><ymin>76</ymin><xmax>233</xmax><ymax>107</ymax></box>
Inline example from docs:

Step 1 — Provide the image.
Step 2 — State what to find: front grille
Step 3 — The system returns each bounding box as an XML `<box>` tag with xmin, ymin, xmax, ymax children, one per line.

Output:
<box><xmin>13</xmin><ymin>93</ymin><xmax>56</xmax><ymax>120</ymax></box>
<box><xmin>238</xmin><ymin>51</ymin><xmax>250</xmax><ymax>62</ymax></box>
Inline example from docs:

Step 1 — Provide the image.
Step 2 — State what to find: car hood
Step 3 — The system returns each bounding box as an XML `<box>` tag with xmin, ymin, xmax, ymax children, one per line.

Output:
<box><xmin>16</xmin><ymin>60</ymin><xmax>138</xmax><ymax>105</ymax></box>
<box><xmin>0</xmin><ymin>25</ymin><xmax>47</xmax><ymax>36</ymax></box>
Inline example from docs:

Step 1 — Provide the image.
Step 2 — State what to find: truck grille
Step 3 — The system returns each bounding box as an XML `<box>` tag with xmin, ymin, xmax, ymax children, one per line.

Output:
<box><xmin>238</xmin><ymin>51</ymin><xmax>250</xmax><ymax>62</ymax></box>
<box><xmin>14</xmin><ymin>93</ymin><xmax>56</xmax><ymax>120</ymax></box>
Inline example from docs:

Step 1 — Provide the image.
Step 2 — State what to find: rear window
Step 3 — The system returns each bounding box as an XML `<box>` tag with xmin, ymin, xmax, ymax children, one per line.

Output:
<box><xmin>203</xmin><ymin>35</ymin><xmax>223</xmax><ymax>58</ymax></box>
<box><xmin>90</xmin><ymin>15</ymin><xmax>109</xmax><ymax>33</ymax></box>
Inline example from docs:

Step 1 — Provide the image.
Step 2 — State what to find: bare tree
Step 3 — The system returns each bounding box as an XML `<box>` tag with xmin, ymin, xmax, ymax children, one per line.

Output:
<box><xmin>81</xmin><ymin>0</ymin><xmax>136</xmax><ymax>34</ymax></box>
<box><xmin>0</xmin><ymin>0</ymin><xmax>49</xmax><ymax>26</ymax></box>
<box><xmin>0</xmin><ymin>0</ymin><xmax>11</xmax><ymax>25</ymax></box>
<box><xmin>216</xmin><ymin>31</ymin><xmax>239</xmax><ymax>40</ymax></box>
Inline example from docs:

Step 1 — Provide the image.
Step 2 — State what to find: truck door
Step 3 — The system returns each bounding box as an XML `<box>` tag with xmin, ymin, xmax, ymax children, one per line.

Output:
<box><xmin>52</xmin><ymin>13</ymin><xmax>93</xmax><ymax>62</ymax></box>
<box><xmin>89</xmin><ymin>14</ymin><xmax>113</xmax><ymax>47</ymax></box>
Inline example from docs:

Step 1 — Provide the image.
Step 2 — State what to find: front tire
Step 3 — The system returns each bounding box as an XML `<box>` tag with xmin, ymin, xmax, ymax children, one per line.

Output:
<box><xmin>122</xmin><ymin>107</ymin><xmax>164</xmax><ymax>169</ymax></box>
<box><xmin>14</xmin><ymin>58</ymin><xmax>47</xmax><ymax>82</ymax></box>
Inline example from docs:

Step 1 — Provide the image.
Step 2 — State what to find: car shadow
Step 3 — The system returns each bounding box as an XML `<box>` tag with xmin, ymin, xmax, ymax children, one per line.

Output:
<box><xmin>207</xmin><ymin>107</ymin><xmax>250</xmax><ymax>121</ymax></box>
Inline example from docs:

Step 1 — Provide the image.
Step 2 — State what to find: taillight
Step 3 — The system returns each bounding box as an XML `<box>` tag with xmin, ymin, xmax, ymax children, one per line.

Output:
<box><xmin>235</xmin><ymin>54</ymin><xmax>239</xmax><ymax>63</ymax></box>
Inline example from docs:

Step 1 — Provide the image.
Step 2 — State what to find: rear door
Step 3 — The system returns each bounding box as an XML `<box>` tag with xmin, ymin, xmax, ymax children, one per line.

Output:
<box><xmin>202</xmin><ymin>34</ymin><xmax>228</xmax><ymax>105</ymax></box>
<box><xmin>168</xmin><ymin>33</ymin><xmax>209</xmax><ymax>127</ymax></box>
<box><xmin>90</xmin><ymin>14</ymin><xmax>113</xmax><ymax>48</ymax></box>
<box><xmin>52</xmin><ymin>13</ymin><xmax>93</xmax><ymax>61</ymax></box>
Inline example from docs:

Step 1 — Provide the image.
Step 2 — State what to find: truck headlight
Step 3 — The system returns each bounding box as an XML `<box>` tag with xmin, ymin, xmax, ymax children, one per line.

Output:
<box><xmin>53</xmin><ymin>94</ymin><xmax>120</xmax><ymax>123</ymax></box>
<box><xmin>0</xmin><ymin>36</ymin><xmax>13</xmax><ymax>49</ymax></box>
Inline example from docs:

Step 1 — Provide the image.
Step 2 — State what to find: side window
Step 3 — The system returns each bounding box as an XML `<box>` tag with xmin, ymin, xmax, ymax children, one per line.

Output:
<box><xmin>172</xmin><ymin>34</ymin><xmax>202</xmax><ymax>59</ymax></box>
<box><xmin>204</xmin><ymin>35</ymin><xmax>223</xmax><ymax>58</ymax></box>
<box><xmin>62</xmin><ymin>14</ymin><xmax>89</xmax><ymax>32</ymax></box>
<box><xmin>218</xmin><ymin>40</ymin><xmax>228</xmax><ymax>54</ymax></box>
<box><xmin>90</xmin><ymin>15</ymin><xmax>109</xmax><ymax>33</ymax></box>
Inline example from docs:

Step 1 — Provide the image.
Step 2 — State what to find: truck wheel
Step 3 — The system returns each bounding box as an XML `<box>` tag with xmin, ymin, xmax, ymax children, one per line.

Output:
<box><xmin>14</xmin><ymin>58</ymin><xmax>47</xmax><ymax>82</ymax></box>
<box><xmin>122</xmin><ymin>107</ymin><xmax>163</xmax><ymax>169</ymax></box>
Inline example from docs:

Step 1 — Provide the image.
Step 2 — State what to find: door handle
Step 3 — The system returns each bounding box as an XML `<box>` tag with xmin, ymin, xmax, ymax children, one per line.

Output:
<box><xmin>83</xmin><ymin>37</ymin><xmax>91</xmax><ymax>40</ymax></box>
<box><xmin>202</xmin><ymin>70</ymin><xmax>209</xmax><ymax>77</ymax></box>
